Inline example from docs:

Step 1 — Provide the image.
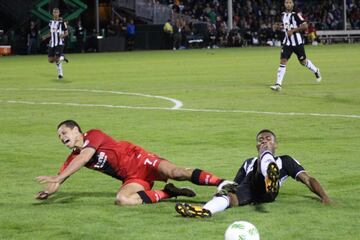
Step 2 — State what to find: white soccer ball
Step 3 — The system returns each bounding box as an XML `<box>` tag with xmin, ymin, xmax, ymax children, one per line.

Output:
<box><xmin>224</xmin><ymin>221</ymin><xmax>260</xmax><ymax>240</ymax></box>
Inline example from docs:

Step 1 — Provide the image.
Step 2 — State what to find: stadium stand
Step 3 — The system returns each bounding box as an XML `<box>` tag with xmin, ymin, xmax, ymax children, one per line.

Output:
<box><xmin>0</xmin><ymin>0</ymin><xmax>359</xmax><ymax>54</ymax></box>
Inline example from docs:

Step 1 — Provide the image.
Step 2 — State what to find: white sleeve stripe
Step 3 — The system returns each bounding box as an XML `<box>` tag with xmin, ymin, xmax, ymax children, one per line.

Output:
<box><xmin>297</xmin><ymin>13</ymin><xmax>304</xmax><ymax>21</ymax></box>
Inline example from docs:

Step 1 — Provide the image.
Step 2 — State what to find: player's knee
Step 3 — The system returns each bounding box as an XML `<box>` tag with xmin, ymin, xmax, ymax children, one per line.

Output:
<box><xmin>300</xmin><ymin>59</ymin><xmax>307</xmax><ymax>66</ymax></box>
<box><xmin>115</xmin><ymin>194</ymin><xmax>132</xmax><ymax>206</ymax></box>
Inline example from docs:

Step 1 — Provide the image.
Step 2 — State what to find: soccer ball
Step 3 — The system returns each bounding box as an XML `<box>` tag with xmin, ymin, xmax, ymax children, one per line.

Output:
<box><xmin>224</xmin><ymin>221</ymin><xmax>260</xmax><ymax>240</ymax></box>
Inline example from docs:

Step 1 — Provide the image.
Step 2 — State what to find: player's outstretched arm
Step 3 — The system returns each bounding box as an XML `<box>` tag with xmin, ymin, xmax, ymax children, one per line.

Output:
<box><xmin>36</xmin><ymin>148</ymin><xmax>95</xmax><ymax>184</ymax></box>
<box><xmin>297</xmin><ymin>172</ymin><xmax>332</xmax><ymax>204</ymax></box>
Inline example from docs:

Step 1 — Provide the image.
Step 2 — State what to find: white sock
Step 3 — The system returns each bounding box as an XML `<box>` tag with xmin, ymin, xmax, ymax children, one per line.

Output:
<box><xmin>259</xmin><ymin>151</ymin><xmax>276</xmax><ymax>177</ymax></box>
<box><xmin>56</xmin><ymin>62</ymin><xmax>63</xmax><ymax>76</ymax></box>
<box><xmin>203</xmin><ymin>195</ymin><xmax>230</xmax><ymax>215</ymax></box>
<box><xmin>305</xmin><ymin>59</ymin><xmax>318</xmax><ymax>73</ymax></box>
<box><xmin>276</xmin><ymin>64</ymin><xmax>286</xmax><ymax>86</ymax></box>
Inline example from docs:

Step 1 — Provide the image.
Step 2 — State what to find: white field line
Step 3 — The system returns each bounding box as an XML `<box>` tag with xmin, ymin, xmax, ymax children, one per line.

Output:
<box><xmin>1</xmin><ymin>99</ymin><xmax>360</xmax><ymax>119</ymax></box>
<box><xmin>1</xmin><ymin>88</ymin><xmax>359</xmax><ymax>119</ymax></box>
<box><xmin>1</xmin><ymin>88</ymin><xmax>183</xmax><ymax>110</ymax></box>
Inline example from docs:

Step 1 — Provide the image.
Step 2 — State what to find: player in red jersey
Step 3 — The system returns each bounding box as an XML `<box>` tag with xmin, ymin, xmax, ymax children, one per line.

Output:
<box><xmin>36</xmin><ymin>120</ymin><xmax>225</xmax><ymax>205</ymax></box>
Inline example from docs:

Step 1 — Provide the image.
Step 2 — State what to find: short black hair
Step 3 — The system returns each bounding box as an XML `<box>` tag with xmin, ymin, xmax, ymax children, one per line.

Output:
<box><xmin>57</xmin><ymin>120</ymin><xmax>82</xmax><ymax>133</ymax></box>
<box><xmin>256</xmin><ymin>129</ymin><xmax>276</xmax><ymax>140</ymax></box>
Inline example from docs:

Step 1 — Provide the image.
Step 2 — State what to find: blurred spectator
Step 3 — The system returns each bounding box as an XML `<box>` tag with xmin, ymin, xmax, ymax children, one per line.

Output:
<box><xmin>86</xmin><ymin>28</ymin><xmax>98</xmax><ymax>52</ymax></box>
<box><xmin>75</xmin><ymin>19</ymin><xmax>85</xmax><ymax>53</ymax></box>
<box><xmin>307</xmin><ymin>22</ymin><xmax>318</xmax><ymax>44</ymax></box>
<box><xmin>173</xmin><ymin>18</ymin><xmax>183</xmax><ymax>50</ymax></box>
<box><xmin>107</xmin><ymin>18</ymin><xmax>123</xmax><ymax>37</ymax></box>
<box><xmin>228</xmin><ymin>26</ymin><xmax>243</xmax><ymax>47</ymax></box>
<box><xmin>126</xmin><ymin>19</ymin><xmax>136</xmax><ymax>51</ymax></box>
<box><xmin>163</xmin><ymin>19</ymin><xmax>174</xmax><ymax>49</ymax></box>
<box><xmin>349</xmin><ymin>4</ymin><xmax>360</xmax><ymax>29</ymax></box>
<box><xmin>27</xmin><ymin>21</ymin><xmax>38</xmax><ymax>54</ymax></box>
<box><xmin>206</xmin><ymin>23</ymin><xmax>217</xmax><ymax>48</ymax></box>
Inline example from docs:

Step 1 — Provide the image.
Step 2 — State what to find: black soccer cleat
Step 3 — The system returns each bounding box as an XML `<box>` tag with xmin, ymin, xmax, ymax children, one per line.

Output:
<box><xmin>175</xmin><ymin>202</ymin><xmax>212</xmax><ymax>218</ymax></box>
<box><xmin>164</xmin><ymin>183</ymin><xmax>196</xmax><ymax>198</ymax></box>
<box><xmin>58</xmin><ymin>75</ymin><xmax>63</xmax><ymax>80</ymax></box>
<box><xmin>315</xmin><ymin>69</ymin><xmax>321</xmax><ymax>82</ymax></box>
<box><xmin>270</xmin><ymin>84</ymin><xmax>282</xmax><ymax>91</ymax></box>
<box><xmin>64</xmin><ymin>57</ymin><xmax>69</xmax><ymax>63</ymax></box>
<box><xmin>265</xmin><ymin>162</ymin><xmax>280</xmax><ymax>193</ymax></box>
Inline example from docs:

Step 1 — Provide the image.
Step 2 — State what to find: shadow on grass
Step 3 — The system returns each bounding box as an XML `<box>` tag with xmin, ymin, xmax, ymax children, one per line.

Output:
<box><xmin>51</xmin><ymin>78</ymin><xmax>72</xmax><ymax>83</ymax></box>
<box><xmin>32</xmin><ymin>191</ymin><xmax>114</xmax><ymax>205</ymax></box>
<box><xmin>252</xmin><ymin>203</ymin><xmax>269</xmax><ymax>213</ymax></box>
<box><xmin>164</xmin><ymin>198</ymin><xmax>207</xmax><ymax>205</ymax></box>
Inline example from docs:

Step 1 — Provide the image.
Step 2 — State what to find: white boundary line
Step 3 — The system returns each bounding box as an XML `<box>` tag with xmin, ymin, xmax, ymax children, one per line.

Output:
<box><xmin>1</xmin><ymin>88</ymin><xmax>360</xmax><ymax>119</ymax></box>
<box><xmin>1</xmin><ymin>88</ymin><xmax>183</xmax><ymax>110</ymax></box>
<box><xmin>1</xmin><ymin>99</ymin><xmax>360</xmax><ymax>119</ymax></box>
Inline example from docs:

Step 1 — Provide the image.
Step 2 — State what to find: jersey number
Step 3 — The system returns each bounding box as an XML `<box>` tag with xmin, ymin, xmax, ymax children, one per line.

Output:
<box><xmin>144</xmin><ymin>158</ymin><xmax>158</xmax><ymax>167</ymax></box>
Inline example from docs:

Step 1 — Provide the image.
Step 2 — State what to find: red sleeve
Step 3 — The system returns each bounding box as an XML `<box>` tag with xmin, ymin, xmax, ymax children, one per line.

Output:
<box><xmin>83</xmin><ymin>129</ymin><xmax>106</xmax><ymax>150</ymax></box>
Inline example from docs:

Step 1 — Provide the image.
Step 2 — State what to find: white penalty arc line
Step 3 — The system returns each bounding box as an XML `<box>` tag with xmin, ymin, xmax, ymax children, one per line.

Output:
<box><xmin>1</xmin><ymin>99</ymin><xmax>360</xmax><ymax>119</ymax></box>
<box><xmin>1</xmin><ymin>88</ymin><xmax>183</xmax><ymax>110</ymax></box>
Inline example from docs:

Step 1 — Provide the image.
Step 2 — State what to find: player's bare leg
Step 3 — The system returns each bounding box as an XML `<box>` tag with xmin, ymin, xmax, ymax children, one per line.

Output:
<box><xmin>157</xmin><ymin>161</ymin><xmax>223</xmax><ymax>186</ymax></box>
<box><xmin>115</xmin><ymin>182</ymin><xmax>145</xmax><ymax>205</ymax></box>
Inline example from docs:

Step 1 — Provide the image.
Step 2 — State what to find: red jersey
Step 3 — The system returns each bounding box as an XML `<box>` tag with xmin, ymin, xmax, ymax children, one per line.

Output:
<box><xmin>59</xmin><ymin>129</ymin><xmax>162</xmax><ymax>182</ymax></box>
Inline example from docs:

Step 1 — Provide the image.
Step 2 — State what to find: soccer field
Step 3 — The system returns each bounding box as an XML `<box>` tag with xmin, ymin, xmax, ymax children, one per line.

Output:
<box><xmin>0</xmin><ymin>44</ymin><xmax>360</xmax><ymax>240</ymax></box>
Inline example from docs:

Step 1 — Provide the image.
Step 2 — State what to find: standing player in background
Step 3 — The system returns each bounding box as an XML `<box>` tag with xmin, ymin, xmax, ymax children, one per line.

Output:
<box><xmin>36</xmin><ymin>120</ymin><xmax>226</xmax><ymax>205</ymax></box>
<box><xmin>43</xmin><ymin>8</ymin><xmax>68</xmax><ymax>80</ymax></box>
<box><xmin>175</xmin><ymin>129</ymin><xmax>331</xmax><ymax>218</ymax></box>
<box><xmin>271</xmin><ymin>0</ymin><xmax>321</xmax><ymax>91</ymax></box>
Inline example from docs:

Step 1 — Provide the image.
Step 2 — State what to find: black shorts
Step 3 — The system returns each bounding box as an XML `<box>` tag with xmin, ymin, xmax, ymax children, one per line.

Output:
<box><xmin>48</xmin><ymin>45</ymin><xmax>64</xmax><ymax>57</ymax></box>
<box><xmin>281</xmin><ymin>44</ymin><xmax>307</xmax><ymax>61</ymax></box>
<box><xmin>234</xmin><ymin>168</ymin><xmax>278</xmax><ymax>206</ymax></box>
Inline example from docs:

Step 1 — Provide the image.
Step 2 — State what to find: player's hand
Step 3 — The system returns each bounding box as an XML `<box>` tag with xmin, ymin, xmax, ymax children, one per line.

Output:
<box><xmin>35</xmin><ymin>191</ymin><xmax>49</xmax><ymax>200</ymax></box>
<box><xmin>287</xmin><ymin>29</ymin><xmax>294</xmax><ymax>37</ymax></box>
<box><xmin>36</xmin><ymin>175</ymin><xmax>60</xmax><ymax>184</ymax></box>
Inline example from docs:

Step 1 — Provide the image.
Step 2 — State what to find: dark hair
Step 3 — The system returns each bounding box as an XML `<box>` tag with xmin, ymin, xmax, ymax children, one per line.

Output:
<box><xmin>57</xmin><ymin>120</ymin><xmax>82</xmax><ymax>133</ymax></box>
<box><xmin>256</xmin><ymin>129</ymin><xmax>276</xmax><ymax>140</ymax></box>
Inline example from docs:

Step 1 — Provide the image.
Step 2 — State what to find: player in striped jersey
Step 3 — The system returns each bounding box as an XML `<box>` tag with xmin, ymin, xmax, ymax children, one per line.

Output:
<box><xmin>175</xmin><ymin>129</ymin><xmax>331</xmax><ymax>218</ymax></box>
<box><xmin>270</xmin><ymin>0</ymin><xmax>321</xmax><ymax>91</ymax></box>
<box><xmin>44</xmin><ymin>8</ymin><xmax>68</xmax><ymax>79</ymax></box>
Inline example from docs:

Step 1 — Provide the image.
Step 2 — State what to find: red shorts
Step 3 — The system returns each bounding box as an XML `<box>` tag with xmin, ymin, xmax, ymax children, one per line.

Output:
<box><xmin>121</xmin><ymin>149</ymin><xmax>168</xmax><ymax>190</ymax></box>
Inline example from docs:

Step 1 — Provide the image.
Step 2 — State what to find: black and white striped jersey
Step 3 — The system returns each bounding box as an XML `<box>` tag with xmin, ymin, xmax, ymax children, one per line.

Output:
<box><xmin>48</xmin><ymin>19</ymin><xmax>68</xmax><ymax>47</ymax></box>
<box><xmin>234</xmin><ymin>155</ymin><xmax>305</xmax><ymax>187</ymax></box>
<box><xmin>281</xmin><ymin>11</ymin><xmax>306</xmax><ymax>46</ymax></box>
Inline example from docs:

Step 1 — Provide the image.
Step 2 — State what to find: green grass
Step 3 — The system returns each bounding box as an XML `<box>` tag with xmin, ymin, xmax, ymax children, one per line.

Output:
<box><xmin>0</xmin><ymin>44</ymin><xmax>360</xmax><ymax>239</ymax></box>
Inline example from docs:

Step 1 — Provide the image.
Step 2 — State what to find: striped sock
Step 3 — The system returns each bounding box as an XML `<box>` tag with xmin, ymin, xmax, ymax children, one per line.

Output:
<box><xmin>137</xmin><ymin>190</ymin><xmax>170</xmax><ymax>204</ymax></box>
<box><xmin>276</xmin><ymin>64</ymin><xmax>286</xmax><ymax>86</ymax></box>
<box><xmin>191</xmin><ymin>169</ymin><xmax>222</xmax><ymax>186</ymax></box>
<box><xmin>56</xmin><ymin>62</ymin><xmax>63</xmax><ymax>76</ymax></box>
<box><xmin>203</xmin><ymin>195</ymin><xmax>230</xmax><ymax>214</ymax></box>
<box><xmin>305</xmin><ymin>59</ymin><xmax>318</xmax><ymax>73</ymax></box>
